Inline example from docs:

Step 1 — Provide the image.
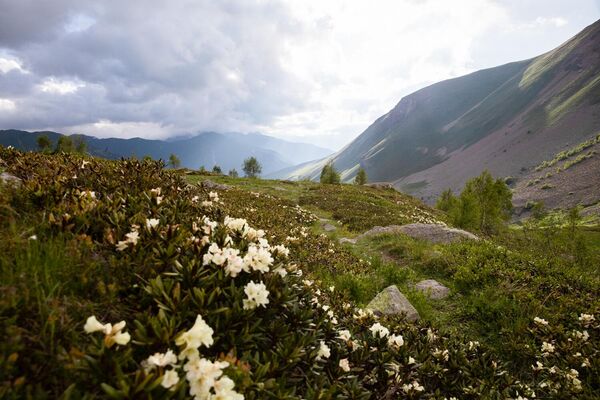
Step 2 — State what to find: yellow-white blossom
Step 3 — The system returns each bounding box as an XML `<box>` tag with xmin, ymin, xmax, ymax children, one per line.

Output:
<box><xmin>534</xmin><ymin>317</ymin><xmax>548</xmax><ymax>326</ymax></box>
<box><xmin>146</xmin><ymin>218</ymin><xmax>160</xmax><ymax>230</ymax></box>
<box><xmin>176</xmin><ymin>314</ymin><xmax>214</xmax><ymax>360</ymax></box>
<box><xmin>370</xmin><ymin>322</ymin><xmax>390</xmax><ymax>338</ymax></box>
<box><xmin>339</xmin><ymin>358</ymin><xmax>351</xmax><ymax>372</ymax></box>
<box><xmin>84</xmin><ymin>316</ymin><xmax>130</xmax><ymax>347</ymax></box>
<box><xmin>578</xmin><ymin>313</ymin><xmax>595</xmax><ymax>327</ymax></box>
<box><xmin>388</xmin><ymin>334</ymin><xmax>404</xmax><ymax>348</ymax></box>
<box><xmin>161</xmin><ymin>369</ymin><xmax>180</xmax><ymax>389</ymax></box>
<box><xmin>316</xmin><ymin>341</ymin><xmax>330</xmax><ymax>360</ymax></box>
<box><xmin>243</xmin><ymin>281</ymin><xmax>270</xmax><ymax>310</ymax></box>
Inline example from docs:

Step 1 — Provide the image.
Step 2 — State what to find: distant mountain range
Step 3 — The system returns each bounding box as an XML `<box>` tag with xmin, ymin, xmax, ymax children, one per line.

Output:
<box><xmin>279</xmin><ymin>19</ymin><xmax>600</xmax><ymax>212</ymax></box>
<box><xmin>0</xmin><ymin>130</ymin><xmax>333</xmax><ymax>175</ymax></box>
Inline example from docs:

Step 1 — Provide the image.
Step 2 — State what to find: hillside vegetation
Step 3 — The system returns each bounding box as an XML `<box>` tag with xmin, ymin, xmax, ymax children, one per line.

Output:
<box><xmin>0</xmin><ymin>149</ymin><xmax>598</xmax><ymax>399</ymax></box>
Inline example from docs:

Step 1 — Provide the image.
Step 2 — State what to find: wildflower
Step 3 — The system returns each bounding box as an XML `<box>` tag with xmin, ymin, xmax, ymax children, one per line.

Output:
<box><xmin>532</xmin><ymin>361</ymin><xmax>544</xmax><ymax>371</ymax></box>
<box><xmin>316</xmin><ymin>341</ymin><xmax>330</xmax><ymax>360</ymax></box>
<box><xmin>176</xmin><ymin>314</ymin><xmax>214</xmax><ymax>360</ymax></box>
<box><xmin>578</xmin><ymin>313</ymin><xmax>595</xmax><ymax>327</ymax></box>
<box><xmin>145</xmin><ymin>218</ymin><xmax>160</xmax><ymax>230</ymax></box>
<box><xmin>329</xmin><ymin>286</ymin><xmax>335</xmax><ymax>292</ymax></box>
<box><xmin>573</xmin><ymin>330</ymin><xmax>589</xmax><ymax>341</ymax></box>
<box><xmin>224</xmin><ymin>216</ymin><xmax>247</xmax><ymax>233</ymax></box>
<box><xmin>408</xmin><ymin>356</ymin><xmax>416</xmax><ymax>365</ymax></box>
<box><xmin>116</xmin><ymin>229</ymin><xmax>139</xmax><ymax>251</ymax></box>
<box><xmin>243</xmin><ymin>281</ymin><xmax>270</xmax><ymax>310</ymax></box>
<box><xmin>272</xmin><ymin>244</ymin><xmax>289</xmax><ymax>257</ymax></box>
<box><xmin>370</xmin><ymin>322</ymin><xmax>390</xmax><ymax>338</ymax></box>
<box><xmin>273</xmin><ymin>266</ymin><xmax>288</xmax><ymax>277</ymax></box>
<box><xmin>212</xmin><ymin>376</ymin><xmax>244</xmax><ymax>400</ymax></box>
<box><xmin>144</xmin><ymin>350</ymin><xmax>178</xmax><ymax>371</ymax></box>
<box><xmin>184</xmin><ymin>358</ymin><xmax>229</xmax><ymax>399</ymax></box>
<box><xmin>468</xmin><ymin>341</ymin><xmax>480</xmax><ymax>350</ymax></box>
<box><xmin>79</xmin><ymin>190</ymin><xmax>96</xmax><ymax>199</ymax></box>
<box><xmin>541</xmin><ymin>342</ymin><xmax>555</xmax><ymax>354</ymax></box>
<box><xmin>402</xmin><ymin>381</ymin><xmax>424</xmax><ymax>393</ymax></box>
<box><xmin>84</xmin><ymin>316</ymin><xmax>130</xmax><ymax>347</ymax></box>
<box><xmin>534</xmin><ymin>317</ymin><xmax>548</xmax><ymax>326</ymax></box>
<box><xmin>80</xmin><ymin>160</ymin><xmax>90</xmax><ymax>168</ymax></box>
<box><xmin>243</xmin><ymin>245</ymin><xmax>273</xmax><ymax>273</ymax></box>
<box><xmin>161</xmin><ymin>369</ymin><xmax>180</xmax><ymax>389</ymax></box>
<box><xmin>339</xmin><ymin>358</ymin><xmax>351</xmax><ymax>372</ymax></box>
<box><xmin>433</xmin><ymin>348</ymin><xmax>449</xmax><ymax>362</ymax></box>
<box><xmin>28</xmin><ymin>235</ymin><xmax>37</xmax><ymax>240</ymax></box>
<box><xmin>388</xmin><ymin>334</ymin><xmax>404</xmax><ymax>348</ymax></box>
<box><xmin>338</xmin><ymin>329</ymin><xmax>351</xmax><ymax>342</ymax></box>
<box><xmin>427</xmin><ymin>328</ymin><xmax>437</xmax><ymax>342</ymax></box>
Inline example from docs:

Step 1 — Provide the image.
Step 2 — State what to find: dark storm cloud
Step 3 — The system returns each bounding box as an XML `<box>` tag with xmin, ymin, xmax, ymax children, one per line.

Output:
<box><xmin>0</xmin><ymin>0</ymin><xmax>309</xmax><ymax>136</ymax></box>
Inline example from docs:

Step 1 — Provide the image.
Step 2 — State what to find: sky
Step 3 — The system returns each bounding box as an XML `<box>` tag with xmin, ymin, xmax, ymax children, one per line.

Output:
<box><xmin>0</xmin><ymin>1</ymin><xmax>598</xmax><ymax>150</ymax></box>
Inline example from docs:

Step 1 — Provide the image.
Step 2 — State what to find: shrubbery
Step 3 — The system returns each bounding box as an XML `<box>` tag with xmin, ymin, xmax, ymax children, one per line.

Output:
<box><xmin>0</xmin><ymin>148</ymin><xmax>597</xmax><ymax>398</ymax></box>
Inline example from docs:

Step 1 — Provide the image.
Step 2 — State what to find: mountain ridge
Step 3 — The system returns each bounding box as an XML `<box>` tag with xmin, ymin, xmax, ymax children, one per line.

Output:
<box><xmin>277</xmin><ymin>19</ymin><xmax>600</xmax><ymax>212</ymax></box>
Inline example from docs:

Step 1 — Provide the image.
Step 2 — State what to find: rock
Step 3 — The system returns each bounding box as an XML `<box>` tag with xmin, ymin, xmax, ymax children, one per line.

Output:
<box><xmin>357</xmin><ymin>223</ymin><xmax>478</xmax><ymax>244</ymax></box>
<box><xmin>365</xmin><ymin>182</ymin><xmax>394</xmax><ymax>189</ymax></box>
<box><xmin>0</xmin><ymin>172</ymin><xmax>22</xmax><ymax>188</ymax></box>
<box><xmin>339</xmin><ymin>237</ymin><xmax>357</xmax><ymax>244</ymax></box>
<box><xmin>366</xmin><ymin>285</ymin><xmax>420</xmax><ymax>321</ymax></box>
<box><xmin>415</xmin><ymin>279</ymin><xmax>450</xmax><ymax>299</ymax></box>
<box><xmin>201</xmin><ymin>179</ymin><xmax>231</xmax><ymax>191</ymax></box>
<box><xmin>323</xmin><ymin>223</ymin><xmax>336</xmax><ymax>232</ymax></box>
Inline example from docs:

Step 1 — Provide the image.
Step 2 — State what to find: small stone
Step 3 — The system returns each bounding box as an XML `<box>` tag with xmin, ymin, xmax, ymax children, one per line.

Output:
<box><xmin>0</xmin><ymin>172</ymin><xmax>22</xmax><ymax>188</ymax></box>
<box><xmin>339</xmin><ymin>237</ymin><xmax>357</xmax><ymax>244</ymax></box>
<box><xmin>366</xmin><ymin>285</ymin><xmax>420</xmax><ymax>321</ymax></box>
<box><xmin>323</xmin><ymin>223</ymin><xmax>336</xmax><ymax>232</ymax></box>
<box><xmin>201</xmin><ymin>179</ymin><xmax>231</xmax><ymax>190</ymax></box>
<box><xmin>415</xmin><ymin>279</ymin><xmax>450</xmax><ymax>299</ymax></box>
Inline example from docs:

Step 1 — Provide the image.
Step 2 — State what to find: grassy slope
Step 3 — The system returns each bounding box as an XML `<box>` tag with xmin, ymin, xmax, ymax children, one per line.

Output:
<box><xmin>1</xmin><ymin>154</ymin><xmax>599</xmax><ymax>398</ymax></box>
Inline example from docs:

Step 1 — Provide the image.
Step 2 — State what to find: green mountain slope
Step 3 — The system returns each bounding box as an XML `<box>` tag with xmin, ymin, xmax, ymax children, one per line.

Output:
<box><xmin>280</xmin><ymin>19</ymin><xmax>600</xmax><ymax>208</ymax></box>
<box><xmin>0</xmin><ymin>129</ymin><xmax>332</xmax><ymax>175</ymax></box>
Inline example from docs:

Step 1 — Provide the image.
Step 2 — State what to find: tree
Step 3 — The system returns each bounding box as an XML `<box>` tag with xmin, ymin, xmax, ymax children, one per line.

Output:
<box><xmin>74</xmin><ymin>137</ymin><xmax>87</xmax><ymax>154</ymax></box>
<box><xmin>169</xmin><ymin>153</ymin><xmax>181</xmax><ymax>169</ymax></box>
<box><xmin>435</xmin><ymin>170</ymin><xmax>512</xmax><ymax>234</ymax></box>
<box><xmin>354</xmin><ymin>168</ymin><xmax>367</xmax><ymax>185</ymax></box>
<box><xmin>212</xmin><ymin>165</ymin><xmax>222</xmax><ymax>174</ymax></box>
<box><xmin>243</xmin><ymin>157</ymin><xmax>262</xmax><ymax>178</ymax></box>
<box><xmin>228</xmin><ymin>169</ymin><xmax>239</xmax><ymax>178</ymax></box>
<box><xmin>36</xmin><ymin>135</ymin><xmax>51</xmax><ymax>152</ymax></box>
<box><xmin>55</xmin><ymin>136</ymin><xmax>74</xmax><ymax>153</ymax></box>
<box><xmin>320</xmin><ymin>162</ymin><xmax>340</xmax><ymax>184</ymax></box>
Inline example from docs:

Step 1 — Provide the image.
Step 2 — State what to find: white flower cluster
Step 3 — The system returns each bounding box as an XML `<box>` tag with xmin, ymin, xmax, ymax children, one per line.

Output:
<box><xmin>84</xmin><ymin>316</ymin><xmax>131</xmax><ymax>348</ymax></box>
<box><xmin>116</xmin><ymin>228</ymin><xmax>140</xmax><ymax>251</ymax></box>
<box><xmin>402</xmin><ymin>380</ymin><xmax>424</xmax><ymax>393</ymax></box>
<box><xmin>150</xmin><ymin>187</ymin><xmax>163</xmax><ymax>204</ymax></box>
<box><xmin>243</xmin><ymin>281</ymin><xmax>270</xmax><ymax>310</ymax></box>
<box><xmin>534</xmin><ymin>317</ymin><xmax>548</xmax><ymax>326</ymax></box>
<box><xmin>578</xmin><ymin>313</ymin><xmax>595</xmax><ymax>327</ymax></box>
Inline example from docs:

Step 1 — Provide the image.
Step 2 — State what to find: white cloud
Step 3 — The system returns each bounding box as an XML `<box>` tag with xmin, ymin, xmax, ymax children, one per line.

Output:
<box><xmin>0</xmin><ymin>57</ymin><xmax>25</xmax><ymax>74</ymax></box>
<box><xmin>534</xmin><ymin>16</ymin><xmax>568</xmax><ymax>28</ymax></box>
<box><xmin>38</xmin><ymin>77</ymin><xmax>86</xmax><ymax>94</ymax></box>
<box><xmin>63</xmin><ymin>120</ymin><xmax>172</xmax><ymax>139</ymax></box>
<box><xmin>0</xmin><ymin>98</ymin><xmax>16</xmax><ymax>112</ymax></box>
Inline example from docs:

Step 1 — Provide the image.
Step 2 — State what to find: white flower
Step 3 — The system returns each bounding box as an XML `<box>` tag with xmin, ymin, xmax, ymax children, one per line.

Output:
<box><xmin>338</xmin><ymin>329</ymin><xmax>351</xmax><ymax>342</ymax></box>
<box><xmin>80</xmin><ymin>160</ymin><xmax>90</xmax><ymax>168</ymax></box>
<box><xmin>184</xmin><ymin>358</ymin><xmax>229</xmax><ymax>399</ymax></box>
<box><xmin>242</xmin><ymin>245</ymin><xmax>273</xmax><ymax>273</ymax></box>
<box><xmin>402</xmin><ymin>380</ymin><xmax>424</xmax><ymax>393</ymax></box>
<box><xmin>272</xmin><ymin>244</ymin><xmax>289</xmax><ymax>258</ymax></box>
<box><xmin>243</xmin><ymin>281</ymin><xmax>270</xmax><ymax>310</ymax></box>
<box><xmin>578</xmin><ymin>313</ymin><xmax>595</xmax><ymax>327</ymax></box>
<box><xmin>84</xmin><ymin>316</ymin><xmax>130</xmax><ymax>347</ymax></box>
<box><xmin>408</xmin><ymin>356</ymin><xmax>416</xmax><ymax>365</ymax></box>
<box><xmin>534</xmin><ymin>317</ymin><xmax>548</xmax><ymax>326</ymax></box>
<box><xmin>209</xmin><ymin>191</ymin><xmax>219</xmax><ymax>201</ymax></box>
<box><xmin>79</xmin><ymin>190</ymin><xmax>96</xmax><ymax>199</ymax></box>
<box><xmin>224</xmin><ymin>216</ymin><xmax>247</xmax><ymax>233</ymax></box>
<box><xmin>370</xmin><ymin>322</ymin><xmax>390</xmax><ymax>338</ymax></box>
<box><xmin>213</xmin><ymin>376</ymin><xmax>244</xmax><ymax>400</ymax></box>
<box><xmin>316</xmin><ymin>341</ymin><xmax>330</xmax><ymax>360</ymax></box>
<box><xmin>339</xmin><ymin>358</ymin><xmax>351</xmax><ymax>372</ymax></box>
<box><xmin>28</xmin><ymin>235</ymin><xmax>37</xmax><ymax>240</ymax></box>
<box><xmin>146</xmin><ymin>218</ymin><xmax>160</xmax><ymax>230</ymax></box>
<box><xmin>388</xmin><ymin>334</ymin><xmax>404</xmax><ymax>348</ymax></box>
<box><xmin>161</xmin><ymin>369</ymin><xmax>180</xmax><ymax>389</ymax></box>
<box><xmin>116</xmin><ymin>229</ymin><xmax>140</xmax><ymax>251</ymax></box>
<box><xmin>273</xmin><ymin>266</ymin><xmax>288</xmax><ymax>277</ymax></box>
<box><xmin>176</xmin><ymin>314</ymin><xmax>214</xmax><ymax>360</ymax></box>
<box><xmin>145</xmin><ymin>350</ymin><xmax>178</xmax><ymax>369</ymax></box>
<box><xmin>541</xmin><ymin>342</ymin><xmax>555</xmax><ymax>354</ymax></box>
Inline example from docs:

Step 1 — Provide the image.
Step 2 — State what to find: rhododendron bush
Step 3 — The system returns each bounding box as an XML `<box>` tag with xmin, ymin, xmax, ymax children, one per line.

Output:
<box><xmin>0</xmin><ymin>148</ymin><xmax>597</xmax><ymax>399</ymax></box>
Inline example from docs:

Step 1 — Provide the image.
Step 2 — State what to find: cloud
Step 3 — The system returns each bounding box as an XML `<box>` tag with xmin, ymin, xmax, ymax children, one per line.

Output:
<box><xmin>0</xmin><ymin>0</ymin><xmax>594</xmax><ymax>148</ymax></box>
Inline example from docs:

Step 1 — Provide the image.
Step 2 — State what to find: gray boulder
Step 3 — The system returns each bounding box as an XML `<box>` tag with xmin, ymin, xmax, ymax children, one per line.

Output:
<box><xmin>366</xmin><ymin>285</ymin><xmax>420</xmax><ymax>321</ymax></box>
<box><xmin>0</xmin><ymin>172</ymin><xmax>22</xmax><ymax>188</ymax></box>
<box><xmin>322</xmin><ymin>223</ymin><xmax>336</xmax><ymax>232</ymax></box>
<box><xmin>357</xmin><ymin>223</ymin><xmax>478</xmax><ymax>244</ymax></box>
<box><xmin>201</xmin><ymin>179</ymin><xmax>231</xmax><ymax>191</ymax></box>
<box><xmin>415</xmin><ymin>279</ymin><xmax>450</xmax><ymax>299</ymax></box>
<box><xmin>339</xmin><ymin>237</ymin><xmax>357</xmax><ymax>244</ymax></box>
